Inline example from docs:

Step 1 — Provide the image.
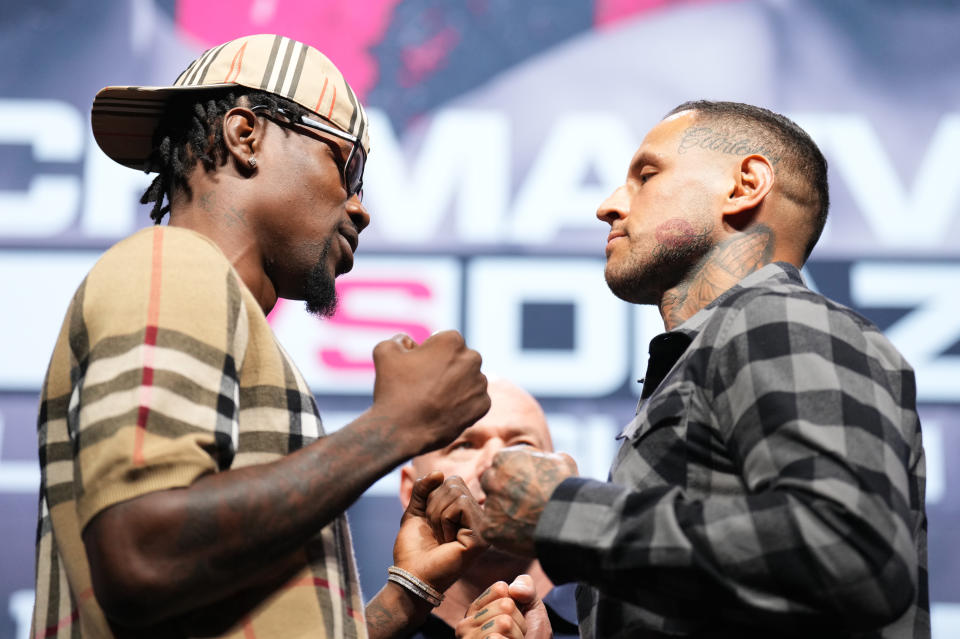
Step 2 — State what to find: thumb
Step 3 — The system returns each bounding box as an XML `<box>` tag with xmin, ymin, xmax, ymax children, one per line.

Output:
<box><xmin>507</xmin><ymin>574</ymin><xmax>538</xmax><ymax>609</ymax></box>
<box><xmin>402</xmin><ymin>471</ymin><xmax>443</xmax><ymax>521</ymax></box>
<box><xmin>390</xmin><ymin>333</ymin><xmax>417</xmax><ymax>350</ymax></box>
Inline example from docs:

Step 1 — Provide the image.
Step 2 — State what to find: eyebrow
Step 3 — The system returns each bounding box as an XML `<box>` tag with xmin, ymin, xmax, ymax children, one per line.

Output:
<box><xmin>454</xmin><ymin>424</ymin><xmax>544</xmax><ymax>444</ymax></box>
<box><xmin>502</xmin><ymin>424</ymin><xmax>547</xmax><ymax>445</ymax></box>
<box><xmin>629</xmin><ymin>150</ymin><xmax>660</xmax><ymax>175</ymax></box>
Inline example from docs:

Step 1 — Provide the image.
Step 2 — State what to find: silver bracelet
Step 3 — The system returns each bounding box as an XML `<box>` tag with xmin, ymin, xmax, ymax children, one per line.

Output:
<box><xmin>387</xmin><ymin>565</ymin><xmax>444</xmax><ymax>607</ymax></box>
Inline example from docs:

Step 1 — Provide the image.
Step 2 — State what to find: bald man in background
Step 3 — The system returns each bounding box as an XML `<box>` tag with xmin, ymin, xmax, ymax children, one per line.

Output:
<box><xmin>399</xmin><ymin>379</ymin><xmax>579</xmax><ymax>639</ymax></box>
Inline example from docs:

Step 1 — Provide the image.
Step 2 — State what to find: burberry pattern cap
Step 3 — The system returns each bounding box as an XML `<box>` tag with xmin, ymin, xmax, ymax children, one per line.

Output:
<box><xmin>91</xmin><ymin>33</ymin><xmax>370</xmax><ymax>171</ymax></box>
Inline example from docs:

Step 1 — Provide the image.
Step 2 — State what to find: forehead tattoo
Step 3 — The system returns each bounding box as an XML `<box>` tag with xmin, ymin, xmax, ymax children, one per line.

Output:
<box><xmin>677</xmin><ymin>126</ymin><xmax>782</xmax><ymax>165</ymax></box>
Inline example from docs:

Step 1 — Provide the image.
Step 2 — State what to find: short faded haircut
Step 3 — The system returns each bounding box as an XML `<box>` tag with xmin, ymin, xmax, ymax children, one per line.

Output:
<box><xmin>666</xmin><ymin>100</ymin><xmax>829</xmax><ymax>261</ymax></box>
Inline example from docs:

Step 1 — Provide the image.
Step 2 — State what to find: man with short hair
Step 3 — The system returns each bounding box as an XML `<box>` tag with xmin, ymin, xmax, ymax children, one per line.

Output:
<box><xmin>479</xmin><ymin>101</ymin><xmax>928</xmax><ymax>638</ymax></box>
<box><xmin>33</xmin><ymin>34</ymin><xmax>490</xmax><ymax>639</ymax></box>
<box><xmin>399</xmin><ymin>378</ymin><xmax>578</xmax><ymax>639</ymax></box>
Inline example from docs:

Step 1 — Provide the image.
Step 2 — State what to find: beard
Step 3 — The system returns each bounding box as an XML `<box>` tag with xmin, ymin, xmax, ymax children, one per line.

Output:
<box><xmin>304</xmin><ymin>238</ymin><xmax>338</xmax><ymax>317</ymax></box>
<box><xmin>605</xmin><ymin>230</ymin><xmax>713</xmax><ymax>305</ymax></box>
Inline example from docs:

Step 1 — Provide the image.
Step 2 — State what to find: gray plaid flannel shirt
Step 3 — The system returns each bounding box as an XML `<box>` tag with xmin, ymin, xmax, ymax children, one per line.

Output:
<box><xmin>535</xmin><ymin>263</ymin><xmax>928</xmax><ymax>639</ymax></box>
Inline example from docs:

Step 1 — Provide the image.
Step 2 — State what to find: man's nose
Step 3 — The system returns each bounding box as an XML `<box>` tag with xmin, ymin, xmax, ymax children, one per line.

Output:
<box><xmin>476</xmin><ymin>438</ymin><xmax>506</xmax><ymax>479</ymax></box>
<box><xmin>347</xmin><ymin>194</ymin><xmax>370</xmax><ymax>233</ymax></box>
<box><xmin>596</xmin><ymin>184</ymin><xmax>629</xmax><ymax>225</ymax></box>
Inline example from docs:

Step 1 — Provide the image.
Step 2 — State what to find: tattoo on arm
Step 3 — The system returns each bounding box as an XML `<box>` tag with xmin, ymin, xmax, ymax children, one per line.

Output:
<box><xmin>365</xmin><ymin>598</ymin><xmax>395</xmax><ymax>634</ymax></box>
<box><xmin>124</xmin><ymin>414</ymin><xmax>410</xmax><ymax>612</ymax></box>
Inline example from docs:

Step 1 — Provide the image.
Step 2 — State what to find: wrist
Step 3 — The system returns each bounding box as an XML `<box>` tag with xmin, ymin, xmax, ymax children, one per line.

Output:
<box><xmin>383</xmin><ymin>579</ymin><xmax>435</xmax><ymax>624</ymax></box>
<box><xmin>357</xmin><ymin>408</ymin><xmax>425</xmax><ymax>464</ymax></box>
<box><xmin>387</xmin><ymin>565</ymin><xmax>445</xmax><ymax>607</ymax></box>
<box><xmin>352</xmin><ymin>406</ymin><xmax>421</xmax><ymax>462</ymax></box>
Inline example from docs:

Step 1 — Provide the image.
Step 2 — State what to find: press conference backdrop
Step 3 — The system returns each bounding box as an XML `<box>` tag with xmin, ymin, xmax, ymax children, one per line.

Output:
<box><xmin>2</xmin><ymin>0</ymin><xmax>959</xmax><ymax>636</ymax></box>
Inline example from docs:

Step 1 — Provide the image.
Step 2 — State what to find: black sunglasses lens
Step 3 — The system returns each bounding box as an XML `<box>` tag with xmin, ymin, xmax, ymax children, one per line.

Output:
<box><xmin>346</xmin><ymin>148</ymin><xmax>365</xmax><ymax>196</ymax></box>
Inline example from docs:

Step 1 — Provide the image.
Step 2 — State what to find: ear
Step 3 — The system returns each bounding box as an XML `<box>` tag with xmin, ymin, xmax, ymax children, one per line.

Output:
<box><xmin>722</xmin><ymin>154</ymin><xmax>774</xmax><ymax>220</ymax></box>
<box><xmin>399</xmin><ymin>465</ymin><xmax>416</xmax><ymax>509</ymax></box>
<box><xmin>222</xmin><ymin>106</ymin><xmax>260</xmax><ymax>171</ymax></box>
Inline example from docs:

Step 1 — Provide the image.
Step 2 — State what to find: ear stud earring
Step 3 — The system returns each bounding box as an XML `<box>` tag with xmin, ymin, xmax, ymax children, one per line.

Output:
<box><xmin>248</xmin><ymin>156</ymin><xmax>258</xmax><ymax>168</ymax></box>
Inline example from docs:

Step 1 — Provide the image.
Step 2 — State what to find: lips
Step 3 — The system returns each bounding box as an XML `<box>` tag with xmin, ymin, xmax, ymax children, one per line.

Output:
<box><xmin>336</xmin><ymin>227</ymin><xmax>359</xmax><ymax>274</ymax></box>
<box><xmin>607</xmin><ymin>230</ymin><xmax>626</xmax><ymax>244</ymax></box>
<box><xmin>339</xmin><ymin>227</ymin><xmax>359</xmax><ymax>254</ymax></box>
<box><xmin>605</xmin><ymin>229</ymin><xmax>627</xmax><ymax>254</ymax></box>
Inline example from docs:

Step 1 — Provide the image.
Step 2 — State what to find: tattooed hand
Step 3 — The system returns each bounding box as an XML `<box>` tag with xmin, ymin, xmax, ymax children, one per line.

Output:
<box><xmin>393</xmin><ymin>471</ymin><xmax>489</xmax><ymax>592</ymax></box>
<box><xmin>480</xmin><ymin>447</ymin><xmax>578</xmax><ymax>557</ymax></box>
<box><xmin>455</xmin><ymin>575</ymin><xmax>551</xmax><ymax>639</ymax></box>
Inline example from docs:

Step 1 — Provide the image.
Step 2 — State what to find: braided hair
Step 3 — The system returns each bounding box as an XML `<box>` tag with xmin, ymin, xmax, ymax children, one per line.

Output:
<box><xmin>141</xmin><ymin>88</ymin><xmax>312</xmax><ymax>223</ymax></box>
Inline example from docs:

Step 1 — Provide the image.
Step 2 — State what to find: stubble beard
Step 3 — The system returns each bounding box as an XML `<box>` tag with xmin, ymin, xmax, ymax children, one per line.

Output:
<box><xmin>304</xmin><ymin>237</ymin><xmax>338</xmax><ymax>318</ymax></box>
<box><xmin>604</xmin><ymin>233</ymin><xmax>713</xmax><ymax>306</ymax></box>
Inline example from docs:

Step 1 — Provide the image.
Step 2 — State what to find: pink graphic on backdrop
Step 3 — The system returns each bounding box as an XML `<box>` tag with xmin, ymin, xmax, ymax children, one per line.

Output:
<box><xmin>176</xmin><ymin>0</ymin><xmax>402</xmax><ymax>99</ymax></box>
<box><xmin>594</xmin><ymin>0</ymin><xmax>732</xmax><ymax>28</ymax></box>
<box><xmin>319</xmin><ymin>280</ymin><xmax>433</xmax><ymax>371</ymax></box>
<box><xmin>400</xmin><ymin>26</ymin><xmax>461</xmax><ymax>88</ymax></box>
<box><xmin>266</xmin><ymin>280</ymin><xmax>433</xmax><ymax>371</ymax></box>
<box><xmin>265</xmin><ymin>298</ymin><xmax>288</xmax><ymax>327</ymax></box>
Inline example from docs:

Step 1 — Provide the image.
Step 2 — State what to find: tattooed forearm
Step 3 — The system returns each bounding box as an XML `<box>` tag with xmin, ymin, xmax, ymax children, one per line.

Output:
<box><xmin>678</xmin><ymin>126</ymin><xmax>782</xmax><ymax>165</ymax></box>
<box><xmin>85</xmin><ymin>412</ymin><xmax>416</xmax><ymax>623</ymax></box>
<box><xmin>365</xmin><ymin>598</ymin><xmax>396</xmax><ymax>634</ymax></box>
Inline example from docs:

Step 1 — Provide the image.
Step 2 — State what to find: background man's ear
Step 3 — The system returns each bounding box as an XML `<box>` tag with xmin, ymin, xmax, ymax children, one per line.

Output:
<box><xmin>399</xmin><ymin>465</ymin><xmax>415</xmax><ymax>509</ymax></box>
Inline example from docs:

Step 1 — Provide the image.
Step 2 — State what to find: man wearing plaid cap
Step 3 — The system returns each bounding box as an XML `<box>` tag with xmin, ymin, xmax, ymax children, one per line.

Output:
<box><xmin>33</xmin><ymin>34</ymin><xmax>492</xmax><ymax>639</ymax></box>
<box><xmin>479</xmin><ymin>101</ymin><xmax>928</xmax><ymax>638</ymax></box>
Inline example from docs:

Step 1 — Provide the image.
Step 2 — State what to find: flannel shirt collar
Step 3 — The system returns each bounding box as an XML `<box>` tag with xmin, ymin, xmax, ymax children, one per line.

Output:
<box><xmin>637</xmin><ymin>262</ymin><xmax>806</xmax><ymax>401</ymax></box>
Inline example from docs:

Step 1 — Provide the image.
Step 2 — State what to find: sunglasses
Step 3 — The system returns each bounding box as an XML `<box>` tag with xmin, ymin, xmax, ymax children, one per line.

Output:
<box><xmin>251</xmin><ymin>105</ymin><xmax>365</xmax><ymax>200</ymax></box>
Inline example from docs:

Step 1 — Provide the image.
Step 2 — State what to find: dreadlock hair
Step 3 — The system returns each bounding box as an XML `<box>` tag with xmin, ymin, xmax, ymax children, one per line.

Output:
<box><xmin>665</xmin><ymin>100</ymin><xmax>830</xmax><ymax>262</ymax></box>
<box><xmin>141</xmin><ymin>88</ymin><xmax>313</xmax><ymax>223</ymax></box>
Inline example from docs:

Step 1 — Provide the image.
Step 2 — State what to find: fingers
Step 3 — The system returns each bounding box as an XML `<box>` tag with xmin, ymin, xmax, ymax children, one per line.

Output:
<box><xmin>423</xmin><ymin>476</ymin><xmax>488</xmax><ymax>557</ymax></box>
<box><xmin>506</xmin><ymin>574</ymin><xmax>537</xmax><ymax>608</ymax></box>
<box><xmin>429</xmin><ymin>478</ymin><xmax>463</xmax><ymax>542</ymax></box>
<box><xmin>390</xmin><ymin>333</ymin><xmax>417</xmax><ymax>350</ymax></box>
<box><xmin>456</xmin><ymin>581</ymin><xmax>526</xmax><ymax>639</ymax></box>
<box><xmin>372</xmin><ymin>333</ymin><xmax>417</xmax><ymax>361</ymax></box>
<box><xmin>402</xmin><ymin>471</ymin><xmax>443</xmax><ymax>522</ymax></box>
<box><xmin>421</xmin><ymin>328</ymin><xmax>465</xmax><ymax>349</ymax></box>
<box><xmin>405</xmin><ymin>473</ymin><xmax>486</xmax><ymax>545</ymax></box>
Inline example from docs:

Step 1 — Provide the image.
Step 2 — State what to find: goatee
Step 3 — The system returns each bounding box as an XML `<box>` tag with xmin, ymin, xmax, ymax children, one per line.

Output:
<box><xmin>304</xmin><ymin>239</ymin><xmax>338</xmax><ymax>317</ymax></box>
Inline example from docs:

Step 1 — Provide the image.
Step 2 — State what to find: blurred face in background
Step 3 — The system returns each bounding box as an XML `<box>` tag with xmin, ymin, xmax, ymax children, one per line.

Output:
<box><xmin>400</xmin><ymin>378</ymin><xmax>553</xmax><ymax>507</ymax></box>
